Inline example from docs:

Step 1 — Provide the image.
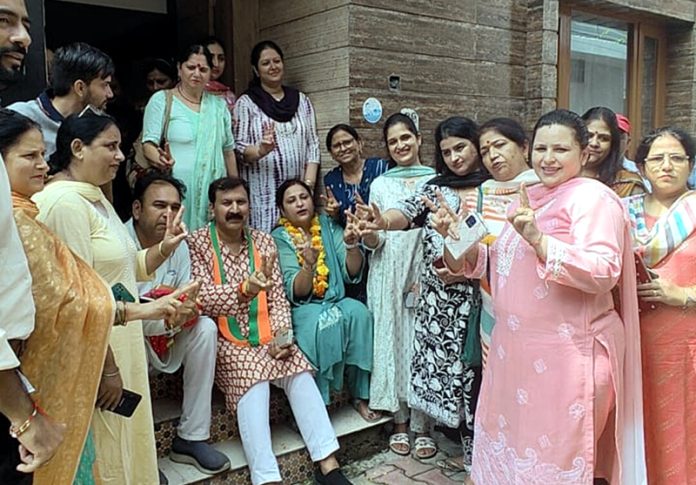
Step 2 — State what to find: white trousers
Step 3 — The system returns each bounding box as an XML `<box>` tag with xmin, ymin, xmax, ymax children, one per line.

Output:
<box><xmin>237</xmin><ymin>371</ymin><xmax>340</xmax><ymax>485</ymax></box>
<box><xmin>149</xmin><ymin>316</ymin><xmax>218</xmax><ymax>440</ymax></box>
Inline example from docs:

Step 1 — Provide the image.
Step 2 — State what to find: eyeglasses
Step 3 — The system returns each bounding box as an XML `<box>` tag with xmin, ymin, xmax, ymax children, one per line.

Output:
<box><xmin>644</xmin><ymin>153</ymin><xmax>691</xmax><ymax>167</ymax></box>
<box><xmin>331</xmin><ymin>139</ymin><xmax>355</xmax><ymax>151</ymax></box>
<box><xmin>77</xmin><ymin>104</ymin><xmax>106</xmax><ymax>118</ymax></box>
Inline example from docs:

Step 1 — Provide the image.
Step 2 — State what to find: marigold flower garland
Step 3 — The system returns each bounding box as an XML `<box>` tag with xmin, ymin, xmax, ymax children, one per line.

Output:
<box><xmin>280</xmin><ymin>215</ymin><xmax>330</xmax><ymax>298</ymax></box>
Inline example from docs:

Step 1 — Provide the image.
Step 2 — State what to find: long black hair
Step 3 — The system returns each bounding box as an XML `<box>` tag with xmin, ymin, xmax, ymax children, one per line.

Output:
<box><xmin>427</xmin><ymin>116</ymin><xmax>490</xmax><ymax>189</ymax></box>
<box><xmin>582</xmin><ymin>106</ymin><xmax>622</xmax><ymax>185</ymax></box>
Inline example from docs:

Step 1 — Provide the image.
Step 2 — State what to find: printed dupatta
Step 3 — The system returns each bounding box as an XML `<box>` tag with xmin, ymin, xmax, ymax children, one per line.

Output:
<box><xmin>624</xmin><ymin>191</ymin><xmax>696</xmax><ymax>267</ymax></box>
<box><xmin>209</xmin><ymin>222</ymin><xmax>272</xmax><ymax>346</ymax></box>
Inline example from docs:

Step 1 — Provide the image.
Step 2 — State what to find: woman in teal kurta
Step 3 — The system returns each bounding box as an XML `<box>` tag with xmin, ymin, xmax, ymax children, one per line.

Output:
<box><xmin>272</xmin><ymin>179</ymin><xmax>377</xmax><ymax>420</ymax></box>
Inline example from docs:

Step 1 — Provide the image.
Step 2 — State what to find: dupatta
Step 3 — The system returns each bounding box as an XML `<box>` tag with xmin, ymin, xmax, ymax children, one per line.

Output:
<box><xmin>624</xmin><ymin>191</ymin><xmax>696</xmax><ymax>267</ymax></box>
<box><xmin>11</xmin><ymin>193</ymin><xmax>114</xmax><ymax>485</ymax></box>
<box><xmin>187</xmin><ymin>92</ymin><xmax>231</xmax><ymax>231</ymax></box>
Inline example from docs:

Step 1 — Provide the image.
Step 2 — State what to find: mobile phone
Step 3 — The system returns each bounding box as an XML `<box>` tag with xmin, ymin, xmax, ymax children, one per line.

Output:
<box><xmin>444</xmin><ymin>213</ymin><xmax>489</xmax><ymax>260</ymax></box>
<box><xmin>107</xmin><ymin>389</ymin><xmax>142</xmax><ymax>418</ymax></box>
<box><xmin>112</xmin><ymin>283</ymin><xmax>136</xmax><ymax>303</ymax></box>
<box><xmin>272</xmin><ymin>328</ymin><xmax>294</xmax><ymax>347</ymax></box>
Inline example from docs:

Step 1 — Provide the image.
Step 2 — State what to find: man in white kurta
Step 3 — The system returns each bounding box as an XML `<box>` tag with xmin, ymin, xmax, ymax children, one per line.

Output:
<box><xmin>127</xmin><ymin>172</ymin><xmax>229</xmax><ymax>476</ymax></box>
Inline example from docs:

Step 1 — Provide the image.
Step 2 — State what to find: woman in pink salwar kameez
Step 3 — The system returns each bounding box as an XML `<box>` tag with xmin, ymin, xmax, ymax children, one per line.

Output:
<box><xmin>435</xmin><ymin>110</ymin><xmax>646</xmax><ymax>485</ymax></box>
<box><xmin>625</xmin><ymin>127</ymin><xmax>696</xmax><ymax>484</ymax></box>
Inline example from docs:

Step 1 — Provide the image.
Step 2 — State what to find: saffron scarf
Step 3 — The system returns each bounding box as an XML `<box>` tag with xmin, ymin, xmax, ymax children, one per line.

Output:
<box><xmin>209</xmin><ymin>222</ymin><xmax>271</xmax><ymax>346</ymax></box>
<box><xmin>11</xmin><ymin>192</ymin><xmax>113</xmax><ymax>484</ymax></box>
<box><xmin>624</xmin><ymin>191</ymin><xmax>696</xmax><ymax>267</ymax></box>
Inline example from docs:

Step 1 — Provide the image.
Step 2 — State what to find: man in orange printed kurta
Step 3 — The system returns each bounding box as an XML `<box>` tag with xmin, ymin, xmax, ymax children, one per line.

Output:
<box><xmin>189</xmin><ymin>177</ymin><xmax>351</xmax><ymax>485</ymax></box>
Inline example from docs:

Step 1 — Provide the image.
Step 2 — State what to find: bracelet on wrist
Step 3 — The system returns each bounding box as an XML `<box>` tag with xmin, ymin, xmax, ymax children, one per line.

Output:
<box><xmin>344</xmin><ymin>241</ymin><xmax>360</xmax><ymax>250</ymax></box>
<box><xmin>9</xmin><ymin>401</ymin><xmax>43</xmax><ymax>439</ymax></box>
<box><xmin>102</xmin><ymin>368</ymin><xmax>120</xmax><ymax>378</ymax></box>
<box><xmin>157</xmin><ymin>241</ymin><xmax>168</xmax><ymax>259</ymax></box>
<box><xmin>114</xmin><ymin>301</ymin><xmax>128</xmax><ymax>326</ymax></box>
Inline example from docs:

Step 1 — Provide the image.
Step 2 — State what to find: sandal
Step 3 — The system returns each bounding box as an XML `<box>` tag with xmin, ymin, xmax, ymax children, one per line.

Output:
<box><xmin>352</xmin><ymin>399</ymin><xmax>382</xmax><ymax>422</ymax></box>
<box><xmin>389</xmin><ymin>432</ymin><xmax>411</xmax><ymax>456</ymax></box>
<box><xmin>414</xmin><ymin>436</ymin><xmax>438</xmax><ymax>460</ymax></box>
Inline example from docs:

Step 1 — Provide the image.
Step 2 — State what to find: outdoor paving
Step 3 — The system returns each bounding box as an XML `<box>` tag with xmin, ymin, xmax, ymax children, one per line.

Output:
<box><xmin>302</xmin><ymin>430</ymin><xmax>470</xmax><ymax>484</ymax></box>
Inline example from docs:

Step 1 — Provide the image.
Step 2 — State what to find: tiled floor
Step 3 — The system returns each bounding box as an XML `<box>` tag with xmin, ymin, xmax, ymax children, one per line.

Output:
<box><xmin>303</xmin><ymin>431</ymin><xmax>471</xmax><ymax>485</ymax></box>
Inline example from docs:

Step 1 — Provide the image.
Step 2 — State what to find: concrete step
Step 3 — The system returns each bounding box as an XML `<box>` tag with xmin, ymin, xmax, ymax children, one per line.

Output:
<box><xmin>158</xmin><ymin>405</ymin><xmax>392</xmax><ymax>485</ymax></box>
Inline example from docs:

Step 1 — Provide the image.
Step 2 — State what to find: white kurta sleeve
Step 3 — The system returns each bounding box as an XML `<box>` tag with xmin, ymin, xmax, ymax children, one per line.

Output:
<box><xmin>0</xmin><ymin>158</ymin><xmax>35</xmax><ymax>370</ymax></box>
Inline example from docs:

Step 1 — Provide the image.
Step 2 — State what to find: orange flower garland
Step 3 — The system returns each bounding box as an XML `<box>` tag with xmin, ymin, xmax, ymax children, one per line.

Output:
<box><xmin>280</xmin><ymin>215</ymin><xmax>330</xmax><ymax>298</ymax></box>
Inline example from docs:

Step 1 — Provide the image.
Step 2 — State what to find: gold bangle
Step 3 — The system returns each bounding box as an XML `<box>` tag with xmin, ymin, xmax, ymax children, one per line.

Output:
<box><xmin>157</xmin><ymin>241</ymin><xmax>168</xmax><ymax>259</ymax></box>
<box><xmin>9</xmin><ymin>402</ymin><xmax>39</xmax><ymax>439</ymax></box>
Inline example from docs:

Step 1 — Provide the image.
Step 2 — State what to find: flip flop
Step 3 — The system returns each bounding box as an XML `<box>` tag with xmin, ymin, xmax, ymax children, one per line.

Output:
<box><xmin>414</xmin><ymin>436</ymin><xmax>438</xmax><ymax>460</ymax></box>
<box><xmin>389</xmin><ymin>432</ymin><xmax>411</xmax><ymax>456</ymax></box>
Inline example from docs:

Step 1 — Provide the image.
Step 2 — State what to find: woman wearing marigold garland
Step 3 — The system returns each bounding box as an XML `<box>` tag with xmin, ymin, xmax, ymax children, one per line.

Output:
<box><xmin>271</xmin><ymin>179</ymin><xmax>377</xmax><ymax>421</ymax></box>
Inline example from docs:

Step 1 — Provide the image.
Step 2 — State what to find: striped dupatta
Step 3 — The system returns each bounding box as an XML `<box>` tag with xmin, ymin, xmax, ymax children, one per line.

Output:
<box><xmin>624</xmin><ymin>191</ymin><xmax>696</xmax><ymax>267</ymax></box>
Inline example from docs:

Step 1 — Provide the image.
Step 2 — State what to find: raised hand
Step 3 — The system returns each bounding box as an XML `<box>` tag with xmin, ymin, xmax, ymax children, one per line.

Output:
<box><xmin>508</xmin><ymin>183</ymin><xmax>542</xmax><ymax>246</ymax></box>
<box><xmin>344</xmin><ymin>209</ymin><xmax>362</xmax><ymax>246</ymax></box>
<box><xmin>423</xmin><ymin>190</ymin><xmax>462</xmax><ymax>239</ymax></box>
<box><xmin>258</xmin><ymin>122</ymin><xmax>276</xmax><ymax>158</ymax></box>
<box><xmin>160</xmin><ymin>206</ymin><xmax>188</xmax><ymax>257</ymax></box>
<box><xmin>151</xmin><ymin>142</ymin><xmax>174</xmax><ymax>170</ymax></box>
<box><xmin>320</xmin><ymin>187</ymin><xmax>341</xmax><ymax>219</ymax></box>
<box><xmin>296</xmin><ymin>228</ymin><xmax>320</xmax><ymax>269</ymax></box>
<box><xmin>163</xmin><ymin>281</ymin><xmax>201</xmax><ymax>329</ymax></box>
<box><xmin>247</xmin><ymin>254</ymin><xmax>274</xmax><ymax>296</ymax></box>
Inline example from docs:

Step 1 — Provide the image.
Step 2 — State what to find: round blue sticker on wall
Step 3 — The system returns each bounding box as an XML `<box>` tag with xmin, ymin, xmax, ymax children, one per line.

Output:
<box><xmin>362</xmin><ymin>97</ymin><xmax>383</xmax><ymax>124</ymax></box>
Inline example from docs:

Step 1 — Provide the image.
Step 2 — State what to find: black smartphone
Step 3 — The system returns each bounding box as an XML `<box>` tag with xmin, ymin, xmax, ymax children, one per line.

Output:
<box><xmin>107</xmin><ymin>389</ymin><xmax>142</xmax><ymax>418</ymax></box>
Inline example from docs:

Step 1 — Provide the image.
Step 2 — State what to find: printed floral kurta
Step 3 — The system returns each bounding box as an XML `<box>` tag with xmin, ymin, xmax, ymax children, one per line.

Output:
<box><xmin>188</xmin><ymin>226</ymin><xmax>311</xmax><ymax>411</ymax></box>
<box><xmin>461</xmin><ymin>178</ymin><xmax>645</xmax><ymax>484</ymax></box>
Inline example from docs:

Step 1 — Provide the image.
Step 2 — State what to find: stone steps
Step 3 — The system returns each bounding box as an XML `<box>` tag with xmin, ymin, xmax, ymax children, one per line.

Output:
<box><xmin>157</xmin><ymin>402</ymin><xmax>392</xmax><ymax>485</ymax></box>
<box><xmin>151</xmin><ymin>372</ymin><xmax>392</xmax><ymax>484</ymax></box>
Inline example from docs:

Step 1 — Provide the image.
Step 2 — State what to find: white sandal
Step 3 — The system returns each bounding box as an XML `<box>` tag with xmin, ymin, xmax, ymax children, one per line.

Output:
<box><xmin>389</xmin><ymin>432</ymin><xmax>411</xmax><ymax>456</ymax></box>
<box><xmin>414</xmin><ymin>436</ymin><xmax>437</xmax><ymax>460</ymax></box>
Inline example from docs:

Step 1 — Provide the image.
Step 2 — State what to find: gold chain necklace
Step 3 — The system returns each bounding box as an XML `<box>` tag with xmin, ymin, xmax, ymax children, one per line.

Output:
<box><xmin>177</xmin><ymin>84</ymin><xmax>201</xmax><ymax>105</ymax></box>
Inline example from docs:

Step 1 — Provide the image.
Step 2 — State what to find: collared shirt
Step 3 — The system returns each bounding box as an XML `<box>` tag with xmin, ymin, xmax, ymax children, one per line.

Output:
<box><xmin>125</xmin><ymin>219</ymin><xmax>191</xmax><ymax>336</ymax></box>
<box><xmin>8</xmin><ymin>90</ymin><xmax>64</xmax><ymax>157</ymax></box>
<box><xmin>0</xmin><ymin>155</ymin><xmax>36</xmax><ymax>370</ymax></box>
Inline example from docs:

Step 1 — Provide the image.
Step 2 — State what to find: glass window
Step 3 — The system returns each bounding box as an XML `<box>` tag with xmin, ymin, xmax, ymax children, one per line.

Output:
<box><xmin>569</xmin><ymin>13</ymin><xmax>628</xmax><ymax>115</ymax></box>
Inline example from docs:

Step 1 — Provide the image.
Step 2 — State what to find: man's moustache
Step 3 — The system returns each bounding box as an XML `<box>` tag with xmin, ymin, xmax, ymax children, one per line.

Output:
<box><xmin>0</xmin><ymin>44</ymin><xmax>28</xmax><ymax>58</ymax></box>
<box><xmin>225</xmin><ymin>214</ymin><xmax>243</xmax><ymax>221</ymax></box>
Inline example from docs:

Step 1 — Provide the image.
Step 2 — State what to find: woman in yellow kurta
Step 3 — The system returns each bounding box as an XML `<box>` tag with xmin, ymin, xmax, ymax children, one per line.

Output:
<box><xmin>33</xmin><ymin>110</ymin><xmax>190</xmax><ymax>485</ymax></box>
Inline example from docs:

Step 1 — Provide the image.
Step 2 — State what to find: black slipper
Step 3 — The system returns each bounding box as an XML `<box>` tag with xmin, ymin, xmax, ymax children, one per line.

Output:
<box><xmin>314</xmin><ymin>468</ymin><xmax>352</xmax><ymax>485</ymax></box>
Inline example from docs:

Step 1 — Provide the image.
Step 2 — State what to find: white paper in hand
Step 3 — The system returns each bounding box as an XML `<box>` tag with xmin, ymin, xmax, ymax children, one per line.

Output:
<box><xmin>444</xmin><ymin>213</ymin><xmax>489</xmax><ymax>260</ymax></box>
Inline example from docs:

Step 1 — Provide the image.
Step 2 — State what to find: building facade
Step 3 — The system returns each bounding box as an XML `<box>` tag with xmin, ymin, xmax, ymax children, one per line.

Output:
<box><xmin>242</xmin><ymin>0</ymin><xmax>696</xmax><ymax>165</ymax></box>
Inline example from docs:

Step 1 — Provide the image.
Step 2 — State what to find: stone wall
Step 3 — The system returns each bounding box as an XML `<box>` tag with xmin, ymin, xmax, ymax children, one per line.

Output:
<box><xmin>255</xmin><ymin>0</ymin><xmax>696</xmax><ymax>174</ymax></box>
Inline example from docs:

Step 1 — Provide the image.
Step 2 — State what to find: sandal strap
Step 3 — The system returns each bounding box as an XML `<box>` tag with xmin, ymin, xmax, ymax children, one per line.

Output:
<box><xmin>389</xmin><ymin>432</ymin><xmax>410</xmax><ymax>445</ymax></box>
<box><xmin>414</xmin><ymin>436</ymin><xmax>436</xmax><ymax>447</ymax></box>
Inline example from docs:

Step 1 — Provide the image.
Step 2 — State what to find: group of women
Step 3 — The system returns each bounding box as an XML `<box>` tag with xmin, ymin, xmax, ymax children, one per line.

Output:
<box><xmin>3</xmin><ymin>29</ymin><xmax>695</xmax><ymax>485</ymax></box>
<box><xmin>139</xmin><ymin>38</ymin><xmax>320</xmax><ymax>234</ymax></box>
<box><xmin>308</xmin><ymin>104</ymin><xmax>696</xmax><ymax>485</ymax></box>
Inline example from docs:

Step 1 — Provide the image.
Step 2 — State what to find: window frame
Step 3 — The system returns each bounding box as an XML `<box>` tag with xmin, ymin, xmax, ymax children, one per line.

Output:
<box><xmin>557</xmin><ymin>3</ymin><xmax>667</xmax><ymax>156</ymax></box>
